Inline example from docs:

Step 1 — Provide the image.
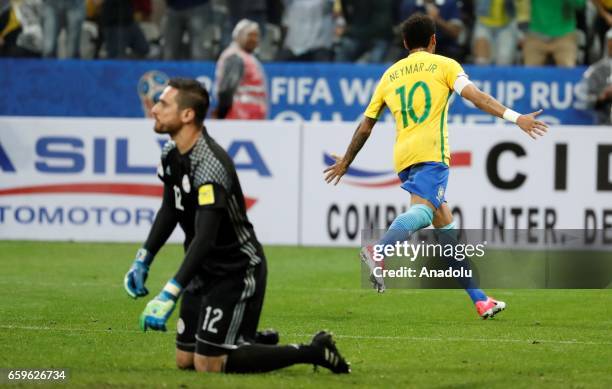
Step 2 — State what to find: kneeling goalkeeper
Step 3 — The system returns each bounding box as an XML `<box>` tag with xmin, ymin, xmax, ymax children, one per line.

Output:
<box><xmin>123</xmin><ymin>78</ymin><xmax>349</xmax><ymax>374</ymax></box>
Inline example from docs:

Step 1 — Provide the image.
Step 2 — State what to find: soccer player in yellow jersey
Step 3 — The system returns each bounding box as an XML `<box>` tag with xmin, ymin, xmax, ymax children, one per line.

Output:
<box><xmin>324</xmin><ymin>14</ymin><xmax>548</xmax><ymax>319</ymax></box>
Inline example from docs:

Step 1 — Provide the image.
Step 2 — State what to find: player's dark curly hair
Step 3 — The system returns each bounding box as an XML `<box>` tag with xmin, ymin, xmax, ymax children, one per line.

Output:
<box><xmin>401</xmin><ymin>14</ymin><xmax>436</xmax><ymax>50</ymax></box>
<box><xmin>168</xmin><ymin>78</ymin><xmax>209</xmax><ymax>124</ymax></box>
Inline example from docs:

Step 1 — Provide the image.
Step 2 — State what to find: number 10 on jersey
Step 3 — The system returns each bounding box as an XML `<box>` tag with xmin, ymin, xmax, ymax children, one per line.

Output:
<box><xmin>396</xmin><ymin>81</ymin><xmax>432</xmax><ymax>128</ymax></box>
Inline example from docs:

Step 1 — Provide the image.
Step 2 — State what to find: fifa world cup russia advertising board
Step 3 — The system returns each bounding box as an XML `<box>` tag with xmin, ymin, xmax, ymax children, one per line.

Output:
<box><xmin>0</xmin><ymin>59</ymin><xmax>597</xmax><ymax>125</ymax></box>
<box><xmin>0</xmin><ymin>117</ymin><xmax>611</xmax><ymax>245</ymax></box>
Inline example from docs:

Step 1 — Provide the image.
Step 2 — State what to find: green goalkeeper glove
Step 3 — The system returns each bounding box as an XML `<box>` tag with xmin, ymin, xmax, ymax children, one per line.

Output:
<box><xmin>139</xmin><ymin>279</ymin><xmax>182</xmax><ymax>332</ymax></box>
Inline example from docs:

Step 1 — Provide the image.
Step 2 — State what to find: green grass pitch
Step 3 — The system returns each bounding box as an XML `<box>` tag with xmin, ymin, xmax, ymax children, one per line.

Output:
<box><xmin>0</xmin><ymin>241</ymin><xmax>611</xmax><ymax>388</ymax></box>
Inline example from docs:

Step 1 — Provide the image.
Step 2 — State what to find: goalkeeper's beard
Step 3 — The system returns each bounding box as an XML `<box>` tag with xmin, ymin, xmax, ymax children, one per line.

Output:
<box><xmin>154</xmin><ymin>120</ymin><xmax>182</xmax><ymax>136</ymax></box>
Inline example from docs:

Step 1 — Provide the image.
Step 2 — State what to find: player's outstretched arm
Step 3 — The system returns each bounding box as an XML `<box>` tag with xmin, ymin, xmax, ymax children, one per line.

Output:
<box><xmin>460</xmin><ymin>84</ymin><xmax>548</xmax><ymax>139</ymax></box>
<box><xmin>324</xmin><ymin>117</ymin><xmax>377</xmax><ymax>185</ymax></box>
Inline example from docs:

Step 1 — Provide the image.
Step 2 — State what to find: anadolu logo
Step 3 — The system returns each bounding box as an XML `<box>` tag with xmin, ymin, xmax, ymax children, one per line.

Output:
<box><xmin>323</xmin><ymin>152</ymin><xmax>472</xmax><ymax>188</ymax></box>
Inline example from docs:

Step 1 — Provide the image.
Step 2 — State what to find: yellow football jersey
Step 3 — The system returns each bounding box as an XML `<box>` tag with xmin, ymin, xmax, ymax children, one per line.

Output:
<box><xmin>364</xmin><ymin>51</ymin><xmax>465</xmax><ymax>173</ymax></box>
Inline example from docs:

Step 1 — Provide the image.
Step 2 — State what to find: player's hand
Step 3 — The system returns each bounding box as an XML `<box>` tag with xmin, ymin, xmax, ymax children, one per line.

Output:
<box><xmin>124</xmin><ymin>248</ymin><xmax>152</xmax><ymax>299</ymax></box>
<box><xmin>324</xmin><ymin>154</ymin><xmax>349</xmax><ymax>185</ymax></box>
<box><xmin>517</xmin><ymin>109</ymin><xmax>548</xmax><ymax>140</ymax></box>
<box><xmin>139</xmin><ymin>280</ymin><xmax>182</xmax><ymax>332</ymax></box>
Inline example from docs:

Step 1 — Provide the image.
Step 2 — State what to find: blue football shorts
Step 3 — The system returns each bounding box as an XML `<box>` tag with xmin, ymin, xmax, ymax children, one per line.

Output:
<box><xmin>398</xmin><ymin>162</ymin><xmax>449</xmax><ymax>209</ymax></box>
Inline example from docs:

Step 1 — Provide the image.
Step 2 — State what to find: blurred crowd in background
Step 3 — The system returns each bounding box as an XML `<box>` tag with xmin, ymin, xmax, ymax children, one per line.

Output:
<box><xmin>1</xmin><ymin>0</ymin><xmax>611</xmax><ymax>67</ymax></box>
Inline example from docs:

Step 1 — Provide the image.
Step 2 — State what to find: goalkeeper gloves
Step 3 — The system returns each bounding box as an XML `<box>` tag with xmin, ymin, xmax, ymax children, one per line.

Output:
<box><xmin>140</xmin><ymin>279</ymin><xmax>182</xmax><ymax>332</ymax></box>
<box><xmin>124</xmin><ymin>248</ymin><xmax>153</xmax><ymax>299</ymax></box>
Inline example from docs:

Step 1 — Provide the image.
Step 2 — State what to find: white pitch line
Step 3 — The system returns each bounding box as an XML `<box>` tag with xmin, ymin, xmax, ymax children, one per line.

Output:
<box><xmin>297</xmin><ymin>334</ymin><xmax>612</xmax><ymax>346</ymax></box>
<box><xmin>1</xmin><ymin>325</ymin><xmax>609</xmax><ymax>346</ymax></box>
<box><xmin>0</xmin><ymin>325</ymin><xmax>138</xmax><ymax>334</ymax></box>
<box><xmin>0</xmin><ymin>280</ymin><xmax>425</xmax><ymax>294</ymax></box>
<box><xmin>0</xmin><ymin>280</ymin><xmax>111</xmax><ymax>288</ymax></box>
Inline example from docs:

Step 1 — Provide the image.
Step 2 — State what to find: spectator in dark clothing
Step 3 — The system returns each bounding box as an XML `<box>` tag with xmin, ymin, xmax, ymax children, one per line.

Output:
<box><xmin>100</xmin><ymin>0</ymin><xmax>149</xmax><ymax>58</ymax></box>
<box><xmin>227</xmin><ymin>0</ymin><xmax>268</xmax><ymax>38</ymax></box>
<box><xmin>162</xmin><ymin>0</ymin><xmax>212</xmax><ymax>60</ymax></box>
<box><xmin>334</xmin><ymin>0</ymin><xmax>394</xmax><ymax>63</ymax></box>
<box><xmin>593</xmin><ymin>0</ymin><xmax>612</xmax><ymax>58</ymax></box>
<box><xmin>0</xmin><ymin>1</ymin><xmax>20</xmax><ymax>56</ymax></box>
<box><xmin>398</xmin><ymin>0</ymin><xmax>464</xmax><ymax>61</ymax></box>
<box><xmin>227</xmin><ymin>0</ymin><xmax>268</xmax><ymax>28</ymax></box>
<box><xmin>133</xmin><ymin>0</ymin><xmax>153</xmax><ymax>19</ymax></box>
